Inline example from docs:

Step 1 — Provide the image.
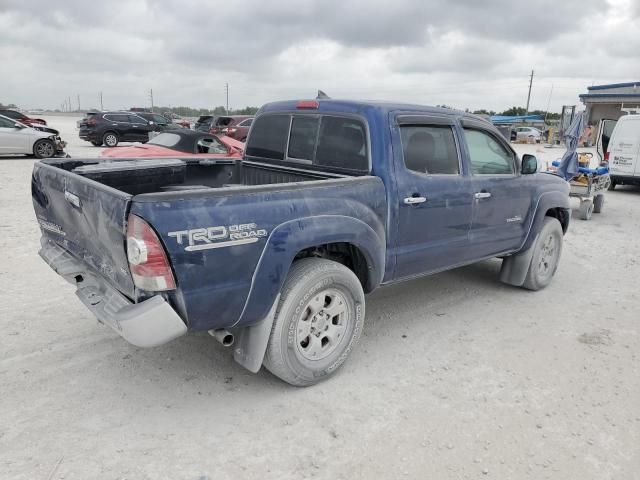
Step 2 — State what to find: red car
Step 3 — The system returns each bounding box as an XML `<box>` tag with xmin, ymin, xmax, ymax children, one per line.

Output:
<box><xmin>0</xmin><ymin>109</ymin><xmax>47</xmax><ymax>126</ymax></box>
<box><xmin>101</xmin><ymin>130</ymin><xmax>244</xmax><ymax>158</ymax></box>
<box><xmin>209</xmin><ymin>116</ymin><xmax>253</xmax><ymax>142</ymax></box>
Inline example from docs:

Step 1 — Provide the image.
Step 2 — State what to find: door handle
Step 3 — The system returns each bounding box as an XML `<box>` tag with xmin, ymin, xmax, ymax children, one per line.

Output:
<box><xmin>474</xmin><ymin>192</ymin><xmax>492</xmax><ymax>199</ymax></box>
<box><xmin>403</xmin><ymin>196</ymin><xmax>427</xmax><ymax>205</ymax></box>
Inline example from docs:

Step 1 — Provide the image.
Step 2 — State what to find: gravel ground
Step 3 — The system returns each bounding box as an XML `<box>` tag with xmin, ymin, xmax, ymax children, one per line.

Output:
<box><xmin>1</xmin><ymin>115</ymin><xmax>639</xmax><ymax>479</ymax></box>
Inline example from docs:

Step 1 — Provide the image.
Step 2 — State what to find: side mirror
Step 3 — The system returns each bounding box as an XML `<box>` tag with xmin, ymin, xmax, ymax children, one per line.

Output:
<box><xmin>14</xmin><ymin>123</ymin><xmax>25</xmax><ymax>129</ymax></box>
<box><xmin>521</xmin><ymin>154</ymin><xmax>538</xmax><ymax>174</ymax></box>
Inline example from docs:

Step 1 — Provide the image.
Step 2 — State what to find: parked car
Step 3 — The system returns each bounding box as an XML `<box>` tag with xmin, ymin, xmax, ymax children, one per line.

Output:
<box><xmin>605</xmin><ymin>114</ymin><xmax>640</xmax><ymax>189</ymax></box>
<box><xmin>78</xmin><ymin>111</ymin><xmax>173</xmax><ymax>147</ymax></box>
<box><xmin>0</xmin><ymin>109</ymin><xmax>47</xmax><ymax>126</ymax></box>
<box><xmin>0</xmin><ymin>114</ymin><xmax>65</xmax><ymax>158</ymax></box>
<box><xmin>194</xmin><ymin>115</ymin><xmax>216</xmax><ymax>132</ymax></box>
<box><xmin>32</xmin><ymin>99</ymin><xmax>570</xmax><ymax>386</ymax></box>
<box><xmin>513</xmin><ymin>126</ymin><xmax>543</xmax><ymax>142</ymax></box>
<box><xmin>210</xmin><ymin>116</ymin><xmax>253</xmax><ymax>142</ymax></box>
<box><xmin>101</xmin><ymin>130</ymin><xmax>243</xmax><ymax>158</ymax></box>
<box><xmin>135</xmin><ymin>112</ymin><xmax>183</xmax><ymax>130</ymax></box>
<box><xmin>162</xmin><ymin>112</ymin><xmax>191</xmax><ymax>129</ymax></box>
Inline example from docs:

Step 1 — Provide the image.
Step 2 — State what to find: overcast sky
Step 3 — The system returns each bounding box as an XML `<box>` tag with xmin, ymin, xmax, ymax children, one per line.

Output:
<box><xmin>1</xmin><ymin>0</ymin><xmax>638</xmax><ymax>113</ymax></box>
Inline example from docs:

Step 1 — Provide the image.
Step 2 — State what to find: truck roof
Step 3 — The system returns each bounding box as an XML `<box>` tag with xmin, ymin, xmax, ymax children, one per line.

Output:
<box><xmin>260</xmin><ymin>99</ymin><xmax>485</xmax><ymax>123</ymax></box>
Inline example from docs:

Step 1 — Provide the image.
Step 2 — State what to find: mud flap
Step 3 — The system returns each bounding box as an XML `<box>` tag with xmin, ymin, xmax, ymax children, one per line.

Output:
<box><xmin>499</xmin><ymin>234</ymin><xmax>538</xmax><ymax>287</ymax></box>
<box><xmin>233</xmin><ymin>295</ymin><xmax>280</xmax><ymax>373</ymax></box>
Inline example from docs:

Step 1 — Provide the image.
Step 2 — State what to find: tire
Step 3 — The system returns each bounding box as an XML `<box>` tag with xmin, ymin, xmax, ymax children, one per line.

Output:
<box><xmin>608</xmin><ymin>180</ymin><xmax>616</xmax><ymax>191</ymax></box>
<box><xmin>263</xmin><ymin>258</ymin><xmax>365</xmax><ymax>386</ymax></box>
<box><xmin>522</xmin><ymin>217</ymin><xmax>563</xmax><ymax>291</ymax></box>
<box><xmin>33</xmin><ymin>139</ymin><xmax>56</xmax><ymax>159</ymax></box>
<box><xmin>91</xmin><ymin>141</ymin><xmax>102</xmax><ymax>146</ymax></box>
<box><xmin>102</xmin><ymin>131</ymin><xmax>119</xmax><ymax>147</ymax></box>
<box><xmin>578</xmin><ymin>199</ymin><xmax>594</xmax><ymax>220</ymax></box>
<box><xmin>593</xmin><ymin>194</ymin><xmax>605</xmax><ymax>214</ymax></box>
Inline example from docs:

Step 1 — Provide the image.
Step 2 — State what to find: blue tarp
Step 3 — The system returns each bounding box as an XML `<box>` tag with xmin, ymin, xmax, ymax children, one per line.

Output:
<box><xmin>490</xmin><ymin>114</ymin><xmax>544</xmax><ymax>125</ymax></box>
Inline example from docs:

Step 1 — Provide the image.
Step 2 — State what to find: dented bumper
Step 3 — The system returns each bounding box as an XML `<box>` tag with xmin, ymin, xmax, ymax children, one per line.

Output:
<box><xmin>39</xmin><ymin>238</ymin><xmax>187</xmax><ymax>347</ymax></box>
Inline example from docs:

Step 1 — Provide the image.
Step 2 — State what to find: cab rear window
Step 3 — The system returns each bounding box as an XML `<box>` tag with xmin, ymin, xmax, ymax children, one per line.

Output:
<box><xmin>245</xmin><ymin>113</ymin><xmax>369</xmax><ymax>174</ymax></box>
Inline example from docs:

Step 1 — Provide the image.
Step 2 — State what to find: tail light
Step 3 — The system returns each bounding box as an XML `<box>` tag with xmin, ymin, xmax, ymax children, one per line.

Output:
<box><xmin>126</xmin><ymin>214</ymin><xmax>176</xmax><ymax>291</ymax></box>
<box><xmin>227</xmin><ymin>128</ymin><xmax>237</xmax><ymax>133</ymax></box>
<box><xmin>604</xmin><ymin>151</ymin><xmax>609</xmax><ymax>162</ymax></box>
<box><xmin>87</xmin><ymin>117</ymin><xmax>97</xmax><ymax>125</ymax></box>
<box><xmin>296</xmin><ymin>100</ymin><xmax>319</xmax><ymax>109</ymax></box>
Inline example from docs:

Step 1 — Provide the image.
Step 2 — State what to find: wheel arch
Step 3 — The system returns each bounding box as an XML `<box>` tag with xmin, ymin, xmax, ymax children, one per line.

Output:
<box><xmin>233</xmin><ymin>215</ymin><xmax>385</xmax><ymax>329</ymax></box>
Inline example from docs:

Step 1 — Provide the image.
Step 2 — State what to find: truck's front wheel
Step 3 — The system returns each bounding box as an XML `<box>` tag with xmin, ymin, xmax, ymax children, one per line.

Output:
<box><xmin>522</xmin><ymin>217</ymin><xmax>563</xmax><ymax>291</ymax></box>
<box><xmin>263</xmin><ymin>258</ymin><xmax>365</xmax><ymax>386</ymax></box>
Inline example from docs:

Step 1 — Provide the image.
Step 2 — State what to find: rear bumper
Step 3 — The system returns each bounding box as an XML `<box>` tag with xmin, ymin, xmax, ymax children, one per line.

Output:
<box><xmin>39</xmin><ymin>238</ymin><xmax>187</xmax><ymax>347</ymax></box>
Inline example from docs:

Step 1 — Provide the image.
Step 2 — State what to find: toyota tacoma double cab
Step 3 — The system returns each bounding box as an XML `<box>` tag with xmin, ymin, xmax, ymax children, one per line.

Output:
<box><xmin>32</xmin><ymin>99</ymin><xmax>570</xmax><ymax>386</ymax></box>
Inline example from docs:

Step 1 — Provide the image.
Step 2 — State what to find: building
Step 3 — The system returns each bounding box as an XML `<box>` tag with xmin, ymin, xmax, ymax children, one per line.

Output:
<box><xmin>580</xmin><ymin>81</ymin><xmax>640</xmax><ymax>126</ymax></box>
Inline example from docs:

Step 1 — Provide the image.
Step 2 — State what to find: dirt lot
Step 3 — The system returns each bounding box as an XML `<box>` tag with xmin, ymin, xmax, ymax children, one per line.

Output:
<box><xmin>1</xmin><ymin>116</ymin><xmax>639</xmax><ymax>479</ymax></box>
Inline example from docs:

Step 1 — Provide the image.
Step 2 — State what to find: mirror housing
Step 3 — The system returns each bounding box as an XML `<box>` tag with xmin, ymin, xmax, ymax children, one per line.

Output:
<box><xmin>14</xmin><ymin>123</ymin><xmax>25</xmax><ymax>129</ymax></box>
<box><xmin>521</xmin><ymin>154</ymin><xmax>538</xmax><ymax>174</ymax></box>
<box><xmin>148</xmin><ymin>121</ymin><xmax>154</xmax><ymax>125</ymax></box>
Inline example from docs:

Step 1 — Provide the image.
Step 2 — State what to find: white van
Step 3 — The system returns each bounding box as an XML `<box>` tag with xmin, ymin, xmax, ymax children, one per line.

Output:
<box><xmin>601</xmin><ymin>115</ymin><xmax>640</xmax><ymax>189</ymax></box>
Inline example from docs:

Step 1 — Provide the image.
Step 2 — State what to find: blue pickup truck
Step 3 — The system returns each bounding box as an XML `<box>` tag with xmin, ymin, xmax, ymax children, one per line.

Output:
<box><xmin>32</xmin><ymin>99</ymin><xmax>570</xmax><ymax>386</ymax></box>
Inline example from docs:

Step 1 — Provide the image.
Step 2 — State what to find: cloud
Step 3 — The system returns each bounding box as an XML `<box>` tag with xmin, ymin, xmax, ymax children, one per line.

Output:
<box><xmin>0</xmin><ymin>0</ymin><xmax>637</xmax><ymax>112</ymax></box>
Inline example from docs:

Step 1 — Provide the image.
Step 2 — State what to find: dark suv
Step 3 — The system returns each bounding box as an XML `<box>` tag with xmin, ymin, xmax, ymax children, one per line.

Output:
<box><xmin>79</xmin><ymin>112</ymin><xmax>177</xmax><ymax>147</ymax></box>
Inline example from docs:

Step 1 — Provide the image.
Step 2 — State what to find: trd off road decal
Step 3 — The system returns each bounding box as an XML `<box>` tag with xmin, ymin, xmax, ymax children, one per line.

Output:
<box><xmin>168</xmin><ymin>223</ymin><xmax>268</xmax><ymax>251</ymax></box>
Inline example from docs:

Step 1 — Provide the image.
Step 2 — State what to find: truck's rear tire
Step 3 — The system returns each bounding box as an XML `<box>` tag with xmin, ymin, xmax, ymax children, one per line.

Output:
<box><xmin>263</xmin><ymin>258</ymin><xmax>365</xmax><ymax>386</ymax></box>
<box><xmin>522</xmin><ymin>217</ymin><xmax>563</xmax><ymax>291</ymax></box>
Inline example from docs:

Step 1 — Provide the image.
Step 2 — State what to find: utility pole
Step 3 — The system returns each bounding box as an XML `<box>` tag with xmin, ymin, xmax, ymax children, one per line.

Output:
<box><xmin>99</xmin><ymin>91</ymin><xmax>103</xmax><ymax>110</ymax></box>
<box><xmin>225</xmin><ymin>83</ymin><xmax>229</xmax><ymax>114</ymax></box>
<box><xmin>77</xmin><ymin>94</ymin><xmax>81</xmax><ymax>111</ymax></box>
<box><xmin>149</xmin><ymin>88</ymin><xmax>154</xmax><ymax>112</ymax></box>
<box><xmin>525</xmin><ymin>69</ymin><xmax>534</xmax><ymax>116</ymax></box>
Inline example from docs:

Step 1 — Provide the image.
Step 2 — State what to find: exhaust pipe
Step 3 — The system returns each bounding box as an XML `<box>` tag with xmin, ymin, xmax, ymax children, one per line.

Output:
<box><xmin>209</xmin><ymin>329</ymin><xmax>234</xmax><ymax>347</ymax></box>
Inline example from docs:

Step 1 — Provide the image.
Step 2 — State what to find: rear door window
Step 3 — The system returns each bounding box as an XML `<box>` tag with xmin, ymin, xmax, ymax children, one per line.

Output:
<box><xmin>128</xmin><ymin>115</ymin><xmax>147</xmax><ymax>124</ymax></box>
<box><xmin>315</xmin><ymin>116</ymin><xmax>368</xmax><ymax>171</ymax></box>
<box><xmin>400</xmin><ymin>125</ymin><xmax>459</xmax><ymax>175</ymax></box>
<box><xmin>104</xmin><ymin>114</ymin><xmax>129</xmax><ymax>123</ymax></box>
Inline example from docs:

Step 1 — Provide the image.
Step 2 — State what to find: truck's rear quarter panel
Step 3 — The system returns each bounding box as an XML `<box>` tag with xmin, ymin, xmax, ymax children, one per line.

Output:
<box><xmin>131</xmin><ymin>177</ymin><xmax>387</xmax><ymax>331</ymax></box>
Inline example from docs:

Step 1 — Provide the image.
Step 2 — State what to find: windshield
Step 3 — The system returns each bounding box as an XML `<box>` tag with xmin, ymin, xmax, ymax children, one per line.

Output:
<box><xmin>148</xmin><ymin>133</ymin><xmax>181</xmax><ymax>148</ymax></box>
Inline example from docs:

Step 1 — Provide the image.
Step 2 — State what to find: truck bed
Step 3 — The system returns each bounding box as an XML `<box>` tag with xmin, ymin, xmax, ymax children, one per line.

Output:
<box><xmin>42</xmin><ymin>157</ymin><xmax>347</xmax><ymax>195</ymax></box>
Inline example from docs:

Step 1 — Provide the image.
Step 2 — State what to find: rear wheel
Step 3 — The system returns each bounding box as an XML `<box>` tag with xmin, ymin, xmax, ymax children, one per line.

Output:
<box><xmin>33</xmin><ymin>139</ymin><xmax>55</xmax><ymax>159</ymax></box>
<box><xmin>608</xmin><ymin>180</ymin><xmax>616</xmax><ymax>191</ymax></box>
<box><xmin>263</xmin><ymin>258</ymin><xmax>365</xmax><ymax>386</ymax></box>
<box><xmin>523</xmin><ymin>217</ymin><xmax>563</xmax><ymax>291</ymax></box>
<box><xmin>593</xmin><ymin>194</ymin><xmax>605</xmax><ymax>213</ymax></box>
<box><xmin>102</xmin><ymin>131</ymin><xmax>119</xmax><ymax>147</ymax></box>
<box><xmin>578</xmin><ymin>199</ymin><xmax>594</xmax><ymax>220</ymax></box>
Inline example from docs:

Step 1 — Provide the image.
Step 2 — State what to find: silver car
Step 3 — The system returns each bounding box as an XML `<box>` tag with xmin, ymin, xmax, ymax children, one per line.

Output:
<box><xmin>514</xmin><ymin>126</ymin><xmax>543</xmax><ymax>142</ymax></box>
<box><xmin>0</xmin><ymin>114</ymin><xmax>66</xmax><ymax>158</ymax></box>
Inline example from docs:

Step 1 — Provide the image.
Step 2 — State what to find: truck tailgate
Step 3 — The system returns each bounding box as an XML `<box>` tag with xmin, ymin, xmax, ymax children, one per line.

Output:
<box><xmin>32</xmin><ymin>162</ymin><xmax>136</xmax><ymax>298</ymax></box>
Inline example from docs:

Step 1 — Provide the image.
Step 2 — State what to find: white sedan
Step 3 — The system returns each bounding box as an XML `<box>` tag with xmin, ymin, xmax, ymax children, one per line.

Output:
<box><xmin>514</xmin><ymin>126</ymin><xmax>543</xmax><ymax>143</ymax></box>
<box><xmin>0</xmin><ymin>114</ymin><xmax>66</xmax><ymax>158</ymax></box>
